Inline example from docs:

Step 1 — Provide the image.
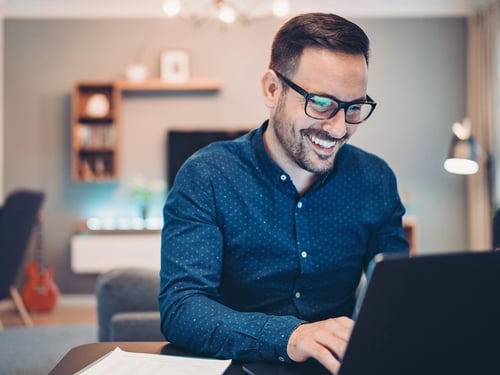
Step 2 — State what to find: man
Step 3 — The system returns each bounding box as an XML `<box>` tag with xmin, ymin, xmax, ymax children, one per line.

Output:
<box><xmin>159</xmin><ymin>12</ymin><xmax>408</xmax><ymax>374</ymax></box>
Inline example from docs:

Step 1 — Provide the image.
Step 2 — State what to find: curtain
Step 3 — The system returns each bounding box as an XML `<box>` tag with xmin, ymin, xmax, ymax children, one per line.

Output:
<box><xmin>466</xmin><ymin>1</ymin><xmax>500</xmax><ymax>250</ymax></box>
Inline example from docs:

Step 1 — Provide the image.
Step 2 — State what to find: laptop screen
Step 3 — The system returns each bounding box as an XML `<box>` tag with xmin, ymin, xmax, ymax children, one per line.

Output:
<box><xmin>339</xmin><ymin>250</ymin><xmax>500</xmax><ymax>375</ymax></box>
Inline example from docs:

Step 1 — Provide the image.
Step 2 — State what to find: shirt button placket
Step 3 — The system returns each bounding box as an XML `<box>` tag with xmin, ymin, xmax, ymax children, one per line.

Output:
<box><xmin>295</xmin><ymin>200</ymin><xmax>305</xmax><ymax>306</ymax></box>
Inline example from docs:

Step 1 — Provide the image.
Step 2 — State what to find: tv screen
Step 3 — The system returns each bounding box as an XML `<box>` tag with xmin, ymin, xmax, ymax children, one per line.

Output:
<box><xmin>167</xmin><ymin>130</ymin><xmax>248</xmax><ymax>188</ymax></box>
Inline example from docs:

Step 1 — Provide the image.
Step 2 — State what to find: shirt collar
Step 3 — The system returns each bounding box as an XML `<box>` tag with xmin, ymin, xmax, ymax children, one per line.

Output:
<box><xmin>252</xmin><ymin>121</ymin><xmax>291</xmax><ymax>187</ymax></box>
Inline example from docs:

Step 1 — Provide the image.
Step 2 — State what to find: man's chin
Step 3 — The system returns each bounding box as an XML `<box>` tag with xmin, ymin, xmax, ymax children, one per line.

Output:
<box><xmin>299</xmin><ymin>156</ymin><xmax>335</xmax><ymax>175</ymax></box>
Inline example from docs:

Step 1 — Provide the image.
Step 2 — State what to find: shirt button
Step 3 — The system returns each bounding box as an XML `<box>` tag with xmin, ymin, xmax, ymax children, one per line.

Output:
<box><xmin>295</xmin><ymin>292</ymin><xmax>301</xmax><ymax>299</ymax></box>
<box><xmin>301</xmin><ymin>251</ymin><xmax>307</xmax><ymax>258</ymax></box>
<box><xmin>280</xmin><ymin>174</ymin><xmax>287</xmax><ymax>181</ymax></box>
<box><xmin>278</xmin><ymin>356</ymin><xmax>285</xmax><ymax>362</ymax></box>
<box><xmin>297</xmin><ymin>202</ymin><xmax>303</xmax><ymax>208</ymax></box>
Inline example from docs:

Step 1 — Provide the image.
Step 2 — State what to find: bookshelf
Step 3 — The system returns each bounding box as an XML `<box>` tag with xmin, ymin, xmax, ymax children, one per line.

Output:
<box><xmin>72</xmin><ymin>82</ymin><xmax>119</xmax><ymax>182</ymax></box>
<box><xmin>71</xmin><ymin>78</ymin><xmax>222</xmax><ymax>182</ymax></box>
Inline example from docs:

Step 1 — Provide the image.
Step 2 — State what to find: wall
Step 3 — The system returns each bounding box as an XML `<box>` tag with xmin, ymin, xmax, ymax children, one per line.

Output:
<box><xmin>4</xmin><ymin>17</ymin><xmax>467</xmax><ymax>293</ymax></box>
<box><xmin>0</xmin><ymin>12</ymin><xmax>3</xmax><ymax>202</ymax></box>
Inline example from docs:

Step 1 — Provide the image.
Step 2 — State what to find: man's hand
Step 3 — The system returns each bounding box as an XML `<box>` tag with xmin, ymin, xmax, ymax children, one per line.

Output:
<box><xmin>287</xmin><ymin>316</ymin><xmax>354</xmax><ymax>375</ymax></box>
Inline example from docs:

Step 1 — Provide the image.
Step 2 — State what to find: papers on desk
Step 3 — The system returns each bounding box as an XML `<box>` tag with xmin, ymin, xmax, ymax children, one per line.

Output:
<box><xmin>75</xmin><ymin>347</ymin><xmax>232</xmax><ymax>375</ymax></box>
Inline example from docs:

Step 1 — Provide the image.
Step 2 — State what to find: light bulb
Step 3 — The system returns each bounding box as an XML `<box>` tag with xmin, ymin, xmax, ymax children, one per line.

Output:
<box><xmin>163</xmin><ymin>0</ymin><xmax>181</xmax><ymax>17</ymax></box>
<box><xmin>272</xmin><ymin>0</ymin><xmax>290</xmax><ymax>18</ymax></box>
<box><xmin>444</xmin><ymin>158</ymin><xmax>479</xmax><ymax>175</ymax></box>
<box><xmin>218</xmin><ymin>4</ymin><xmax>236</xmax><ymax>24</ymax></box>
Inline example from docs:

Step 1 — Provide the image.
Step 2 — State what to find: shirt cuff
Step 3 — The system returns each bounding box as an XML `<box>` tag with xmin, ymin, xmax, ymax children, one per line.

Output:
<box><xmin>258</xmin><ymin>315</ymin><xmax>305</xmax><ymax>363</ymax></box>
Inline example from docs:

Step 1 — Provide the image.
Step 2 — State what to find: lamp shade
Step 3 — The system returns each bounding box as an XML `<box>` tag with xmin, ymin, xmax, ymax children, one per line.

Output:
<box><xmin>444</xmin><ymin>135</ymin><xmax>479</xmax><ymax>175</ymax></box>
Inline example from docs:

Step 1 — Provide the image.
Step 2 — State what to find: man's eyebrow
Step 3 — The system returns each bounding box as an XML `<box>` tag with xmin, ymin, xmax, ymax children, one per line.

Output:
<box><xmin>313</xmin><ymin>91</ymin><xmax>368</xmax><ymax>103</ymax></box>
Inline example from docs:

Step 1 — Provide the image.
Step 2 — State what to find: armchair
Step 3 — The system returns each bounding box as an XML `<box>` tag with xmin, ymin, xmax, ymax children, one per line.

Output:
<box><xmin>0</xmin><ymin>189</ymin><xmax>45</xmax><ymax>328</ymax></box>
<box><xmin>95</xmin><ymin>267</ymin><xmax>164</xmax><ymax>341</ymax></box>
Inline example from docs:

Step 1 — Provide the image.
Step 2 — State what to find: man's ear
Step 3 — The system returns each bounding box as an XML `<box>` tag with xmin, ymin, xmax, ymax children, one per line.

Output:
<box><xmin>261</xmin><ymin>70</ymin><xmax>281</xmax><ymax>109</ymax></box>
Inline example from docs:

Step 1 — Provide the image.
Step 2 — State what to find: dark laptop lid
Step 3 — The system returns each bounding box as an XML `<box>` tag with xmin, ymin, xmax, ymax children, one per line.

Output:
<box><xmin>339</xmin><ymin>250</ymin><xmax>500</xmax><ymax>375</ymax></box>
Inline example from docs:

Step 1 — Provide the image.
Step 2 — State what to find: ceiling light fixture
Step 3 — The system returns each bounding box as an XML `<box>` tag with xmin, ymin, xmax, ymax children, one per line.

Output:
<box><xmin>162</xmin><ymin>0</ymin><xmax>290</xmax><ymax>26</ymax></box>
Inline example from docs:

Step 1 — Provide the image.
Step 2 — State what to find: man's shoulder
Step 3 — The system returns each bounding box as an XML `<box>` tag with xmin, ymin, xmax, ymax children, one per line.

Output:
<box><xmin>191</xmin><ymin>130</ymin><xmax>252</xmax><ymax>160</ymax></box>
<box><xmin>333</xmin><ymin>145</ymin><xmax>399</xmax><ymax>191</ymax></box>
<box><xmin>180</xmin><ymin>129</ymin><xmax>256</xmax><ymax>176</ymax></box>
<box><xmin>341</xmin><ymin>144</ymin><xmax>390</xmax><ymax>167</ymax></box>
<box><xmin>337</xmin><ymin>144</ymin><xmax>397</xmax><ymax>184</ymax></box>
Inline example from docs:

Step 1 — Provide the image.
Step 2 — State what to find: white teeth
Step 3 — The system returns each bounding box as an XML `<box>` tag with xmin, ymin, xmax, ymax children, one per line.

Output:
<box><xmin>309</xmin><ymin>135</ymin><xmax>336</xmax><ymax>149</ymax></box>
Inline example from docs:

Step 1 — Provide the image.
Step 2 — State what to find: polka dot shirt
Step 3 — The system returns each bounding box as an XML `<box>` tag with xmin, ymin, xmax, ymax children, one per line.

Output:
<box><xmin>159</xmin><ymin>121</ymin><xmax>409</xmax><ymax>363</ymax></box>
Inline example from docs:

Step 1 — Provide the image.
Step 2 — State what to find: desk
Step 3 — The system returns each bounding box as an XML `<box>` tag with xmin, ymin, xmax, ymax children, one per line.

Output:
<box><xmin>48</xmin><ymin>342</ymin><xmax>242</xmax><ymax>374</ymax></box>
<box><xmin>49</xmin><ymin>342</ymin><xmax>328</xmax><ymax>375</ymax></box>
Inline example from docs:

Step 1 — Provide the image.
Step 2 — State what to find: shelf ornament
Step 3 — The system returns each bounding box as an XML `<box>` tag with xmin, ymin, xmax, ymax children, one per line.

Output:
<box><xmin>85</xmin><ymin>93</ymin><xmax>110</xmax><ymax>118</ymax></box>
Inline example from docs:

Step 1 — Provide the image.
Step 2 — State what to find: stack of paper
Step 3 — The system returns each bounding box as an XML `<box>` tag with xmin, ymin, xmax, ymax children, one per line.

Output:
<box><xmin>76</xmin><ymin>347</ymin><xmax>232</xmax><ymax>375</ymax></box>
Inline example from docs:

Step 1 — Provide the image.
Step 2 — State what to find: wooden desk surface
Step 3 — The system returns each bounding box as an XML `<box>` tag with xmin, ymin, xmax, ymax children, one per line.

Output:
<box><xmin>48</xmin><ymin>341</ymin><xmax>328</xmax><ymax>375</ymax></box>
<box><xmin>49</xmin><ymin>342</ymin><xmax>169</xmax><ymax>375</ymax></box>
<box><xmin>49</xmin><ymin>342</ymin><xmax>248</xmax><ymax>374</ymax></box>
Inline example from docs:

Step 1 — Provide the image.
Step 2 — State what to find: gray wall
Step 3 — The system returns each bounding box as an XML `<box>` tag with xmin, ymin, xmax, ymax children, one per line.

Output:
<box><xmin>4</xmin><ymin>17</ymin><xmax>467</xmax><ymax>293</ymax></box>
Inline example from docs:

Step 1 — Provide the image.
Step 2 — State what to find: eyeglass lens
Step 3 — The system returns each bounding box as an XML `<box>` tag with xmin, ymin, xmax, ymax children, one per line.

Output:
<box><xmin>307</xmin><ymin>95</ymin><xmax>373</xmax><ymax>124</ymax></box>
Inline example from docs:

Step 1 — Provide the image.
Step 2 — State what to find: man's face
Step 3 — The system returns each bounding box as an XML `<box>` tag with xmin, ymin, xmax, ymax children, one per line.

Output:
<box><xmin>270</xmin><ymin>48</ymin><xmax>368</xmax><ymax>174</ymax></box>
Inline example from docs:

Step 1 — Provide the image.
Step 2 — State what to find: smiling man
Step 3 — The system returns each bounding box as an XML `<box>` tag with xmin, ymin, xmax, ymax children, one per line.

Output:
<box><xmin>159</xmin><ymin>13</ymin><xmax>409</xmax><ymax>374</ymax></box>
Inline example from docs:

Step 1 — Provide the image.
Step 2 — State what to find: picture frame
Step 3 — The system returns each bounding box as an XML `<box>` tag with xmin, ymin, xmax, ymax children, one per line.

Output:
<box><xmin>161</xmin><ymin>50</ymin><xmax>190</xmax><ymax>83</ymax></box>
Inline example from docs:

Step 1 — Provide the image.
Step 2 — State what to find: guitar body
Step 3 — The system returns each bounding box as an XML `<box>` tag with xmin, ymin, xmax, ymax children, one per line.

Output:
<box><xmin>22</xmin><ymin>261</ymin><xmax>60</xmax><ymax>312</ymax></box>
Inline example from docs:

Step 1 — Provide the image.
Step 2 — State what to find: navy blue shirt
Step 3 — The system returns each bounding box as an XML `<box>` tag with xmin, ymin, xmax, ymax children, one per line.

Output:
<box><xmin>159</xmin><ymin>121</ymin><xmax>408</xmax><ymax>363</ymax></box>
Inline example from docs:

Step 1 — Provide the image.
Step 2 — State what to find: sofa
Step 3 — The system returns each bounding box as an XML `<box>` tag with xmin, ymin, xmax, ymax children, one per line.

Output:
<box><xmin>95</xmin><ymin>267</ymin><xmax>164</xmax><ymax>341</ymax></box>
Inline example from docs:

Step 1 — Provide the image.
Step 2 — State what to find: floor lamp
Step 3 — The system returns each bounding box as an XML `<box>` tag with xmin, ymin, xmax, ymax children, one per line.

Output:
<box><xmin>443</xmin><ymin>118</ymin><xmax>479</xmax><ymax>175</ymax></box>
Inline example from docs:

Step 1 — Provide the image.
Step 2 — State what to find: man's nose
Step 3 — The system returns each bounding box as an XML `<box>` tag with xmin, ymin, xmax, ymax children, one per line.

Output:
<box><xmin>321</xmin><ymin>110</ymin><xmax>347</xmax><ymax>139</ymax></box>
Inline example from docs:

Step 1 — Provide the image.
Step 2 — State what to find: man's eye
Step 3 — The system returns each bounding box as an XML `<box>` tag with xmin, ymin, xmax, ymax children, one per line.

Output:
<box><xmin>309</xmin><ymin>96</ymin><xmax>334</xmax><ymax>112</ymax></box>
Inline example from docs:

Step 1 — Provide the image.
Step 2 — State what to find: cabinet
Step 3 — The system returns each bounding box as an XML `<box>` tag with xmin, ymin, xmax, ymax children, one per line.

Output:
<box><xmin>72</xmin><ymin>82</ymin><xmax>120</xmax><ymax>181</ymax></box>
<box><xmin>71</xmin><ymin>78</ymin><xmax>221</xmax><ymax>182</ymax></box>
<box><xmin>70</xmin><ymin>231</ymin><xmax>160</xmax><ymax>273</ymax></box>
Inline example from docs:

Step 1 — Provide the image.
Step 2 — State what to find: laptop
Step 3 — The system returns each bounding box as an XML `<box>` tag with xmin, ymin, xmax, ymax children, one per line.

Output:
<box><xmin>243</xmin><ymin>250</ymin><xmax>500</xmax><ymax>375</ymax></box>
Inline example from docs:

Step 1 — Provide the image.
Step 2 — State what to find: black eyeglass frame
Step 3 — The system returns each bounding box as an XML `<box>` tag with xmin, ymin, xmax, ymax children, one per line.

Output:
<box><xmin>275</xmin><ymin>71</ymin><xmax>377</xmax><ymax>124</ymax></box>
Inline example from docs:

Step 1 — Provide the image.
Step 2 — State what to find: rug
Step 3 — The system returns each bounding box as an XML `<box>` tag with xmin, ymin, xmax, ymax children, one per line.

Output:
<box><xmin>0</xmin><ymin>323</ymin><xmax>97</xmax><ymax>375</ymax></box>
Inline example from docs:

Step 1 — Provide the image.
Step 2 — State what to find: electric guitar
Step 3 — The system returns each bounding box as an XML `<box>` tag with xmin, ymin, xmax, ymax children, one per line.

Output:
<box><xmin>21</xmin><ymin>216</ymin><xmax>60</xmax><ymax>312</ymax></box>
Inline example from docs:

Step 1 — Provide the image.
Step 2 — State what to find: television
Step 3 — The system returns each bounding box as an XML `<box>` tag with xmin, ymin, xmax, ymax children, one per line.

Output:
<box><xmin>167</xmin><ymin>130</ymin><xmax>248</xmax><ymax>188</ymax></box>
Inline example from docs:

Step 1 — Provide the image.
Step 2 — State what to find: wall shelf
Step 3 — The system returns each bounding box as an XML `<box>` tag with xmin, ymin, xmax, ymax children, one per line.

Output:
<box><xmin>116</xmin><ymin>78</ymin><xmax>222</xmax><ymax>92</ymax></box>
<box><xmin>71</xmin><ymin>78</ymin><xmax>222</xmax><ymax>182</ymax></box>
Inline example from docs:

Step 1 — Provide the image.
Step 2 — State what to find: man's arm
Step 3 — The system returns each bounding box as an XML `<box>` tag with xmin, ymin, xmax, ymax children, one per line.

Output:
<box><xmin>363</xmin><ymin>168</ymin><xmax>409</xmax><ymax>270</ymax></box>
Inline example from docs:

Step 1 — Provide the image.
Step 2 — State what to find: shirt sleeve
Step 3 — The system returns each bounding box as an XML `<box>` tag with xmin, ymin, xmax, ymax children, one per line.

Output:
<box><xmin>158</xmin><ymin>158</ymin><xmax>304</xmax><ymax>363</ymax></box>
<box><xmin>363</xmin><ymin>165</ymin><xmax>409</xmax><ymax>270</ymax></box>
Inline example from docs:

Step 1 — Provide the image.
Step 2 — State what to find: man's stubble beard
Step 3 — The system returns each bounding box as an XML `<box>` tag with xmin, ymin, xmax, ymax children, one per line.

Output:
<box><xmin>270</xmin><ymin>95</ymin><xmax>347</xmax><ymax>175</ymax></box>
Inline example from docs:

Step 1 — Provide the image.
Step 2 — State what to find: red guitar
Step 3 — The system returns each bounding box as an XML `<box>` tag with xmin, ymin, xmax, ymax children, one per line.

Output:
<box><xmin>21</xmin><ymin>216</ymin><xmax>60</xmax><ymax>312</ymax></box>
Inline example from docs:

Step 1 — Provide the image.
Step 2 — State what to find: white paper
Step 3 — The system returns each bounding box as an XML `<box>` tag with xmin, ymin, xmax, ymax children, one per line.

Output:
<box><xmin>75</xmin><ymin>347</ymin><xmax>232</xmax><ymax>375</ymax></box>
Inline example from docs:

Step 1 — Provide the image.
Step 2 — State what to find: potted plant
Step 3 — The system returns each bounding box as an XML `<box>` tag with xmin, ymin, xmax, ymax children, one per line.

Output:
<box><xmin>130</xmin><ymin>177</ymin><xmax>166</xmax><ymax>219</ymax></box>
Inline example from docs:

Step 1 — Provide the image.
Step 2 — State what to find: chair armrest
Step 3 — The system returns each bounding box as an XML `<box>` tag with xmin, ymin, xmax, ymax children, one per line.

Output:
<box><xmin>110</xmin><ymin>311</ymin><xmax>163</xmax><ymax>341</ymax></box>
<box><xmin>96</xmin><ymin>268</ymin><xmax>160</xmax><ymax>341</ymax></box>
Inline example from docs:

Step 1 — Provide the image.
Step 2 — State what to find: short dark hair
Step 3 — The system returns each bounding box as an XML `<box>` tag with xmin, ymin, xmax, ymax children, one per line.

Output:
<box><xmin>269</xmin><ymin>13</ymin><xmax>370</xmax><ymax>76</ymax></box>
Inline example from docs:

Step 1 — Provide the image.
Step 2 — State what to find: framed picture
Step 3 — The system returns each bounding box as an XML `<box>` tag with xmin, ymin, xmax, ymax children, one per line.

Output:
<box><xmin>161</xmin><ymin>50</ymin><xmax>190</xmax><ymax>83</ymax></box>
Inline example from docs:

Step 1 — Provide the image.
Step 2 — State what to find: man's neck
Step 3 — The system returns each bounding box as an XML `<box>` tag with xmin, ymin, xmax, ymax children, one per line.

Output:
<box><xmin>262</xmin><ymin>127</ymin><xmax>320</xmax><ymax>195</ymax></box>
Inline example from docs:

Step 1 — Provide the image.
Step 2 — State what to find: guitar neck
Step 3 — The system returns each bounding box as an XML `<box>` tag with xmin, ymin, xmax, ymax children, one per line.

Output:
<box><xmin>33</xmin><ymin>217</ymin><xmax>45</xmax><ymax>272</ymax></box>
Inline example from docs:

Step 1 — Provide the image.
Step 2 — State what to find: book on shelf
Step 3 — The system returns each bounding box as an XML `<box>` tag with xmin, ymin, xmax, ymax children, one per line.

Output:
<box><xmin>77</xmin><ymin>123</ymin><xmax>115</xmax><ymax>149</ymax></box>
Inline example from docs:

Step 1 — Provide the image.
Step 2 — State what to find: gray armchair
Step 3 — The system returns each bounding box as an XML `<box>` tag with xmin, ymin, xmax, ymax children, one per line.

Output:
<box><xmin>95</xmin><ymin>267</ymin><xmax>164</xmax><ymax>341</ymax></box>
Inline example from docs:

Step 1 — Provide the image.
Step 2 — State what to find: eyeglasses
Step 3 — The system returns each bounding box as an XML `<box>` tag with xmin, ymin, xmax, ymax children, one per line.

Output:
<box><xmin>275</xmin><ymin>71</ymin><xmax>377</xmax><ymax>124</ymax></box>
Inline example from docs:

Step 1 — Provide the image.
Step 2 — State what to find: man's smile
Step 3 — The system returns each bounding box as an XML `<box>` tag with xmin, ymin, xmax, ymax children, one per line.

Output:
<box><xmin>308</xmin><ymin>134</ymin><xmax>337</xmax><ymax>151</ymax></box>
